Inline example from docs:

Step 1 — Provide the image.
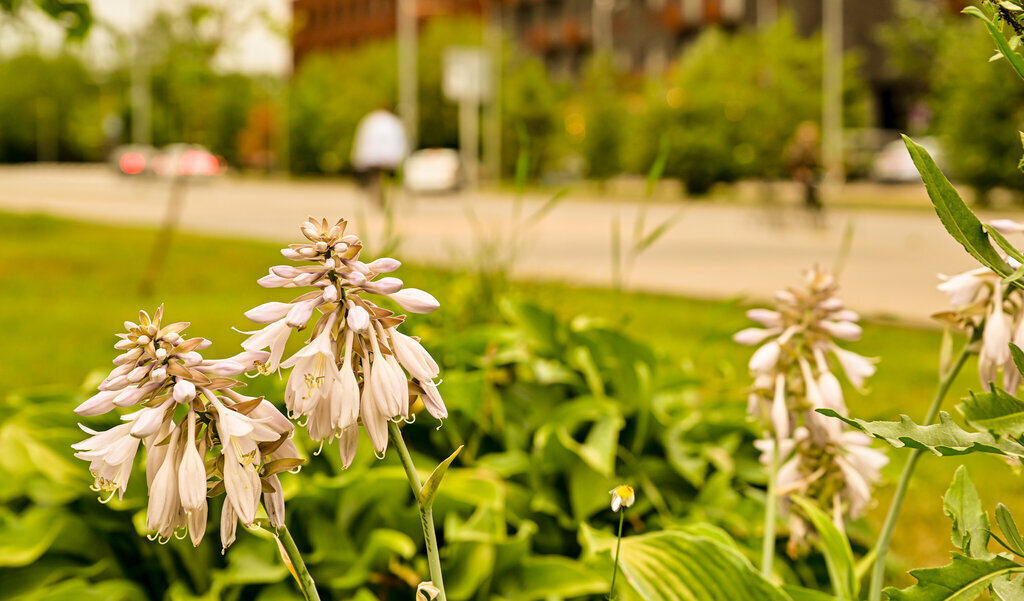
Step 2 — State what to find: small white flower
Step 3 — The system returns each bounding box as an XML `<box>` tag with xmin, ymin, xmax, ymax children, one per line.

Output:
<box><xmin>609</xmin><ymin>485</ymin><xmax>636</xmax><ymax>512</ymax></box>
<box><xmin>240</xmin><ymin>318</ymin><xmax>293</xmax><ymax>372</ymax></box>
<box><xmin>388</xmin><ymin>288</ymin><xmax>440</xmax><ymax>314</ymax></box>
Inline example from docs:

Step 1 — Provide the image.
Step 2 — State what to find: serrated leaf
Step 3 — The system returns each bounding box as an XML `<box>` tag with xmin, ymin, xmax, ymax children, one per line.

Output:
<box><xmin>817</xmin><ymin>409</ymin><xmax>1024</xmax><ymax>456</ymax></box>
<box><xmin>964</xmin><ymin>6</ymin><xmax>1024</xmax><ymax>82</ymax></box>
<box><xmin>792</xmin><ymin>497</ymin><xmax>857</xmax><ymax>601</ymax></box>
<box><xmin>885</xmin><ymin>553</ymin><xmax>1024</xmax><ymax>601</ymax></box>
<box><xmin>902</xmin><ymin>135</ymin><xmax>1013</xmax><ymax>281</ymax></box>
<box><xmin>986</xmin><ymin>225</ymin><xmax>1024</xmax><ymax>264</ymax></box>
<box><xmin>960</xmin><ymin>388</ymin><xmax>1024</xmax><ymax>437</ymax></box>
<box><xmin>419</xmin><ymin>445</ymin><xmax>463</xmax><ymax>509</ymax></box>
<box><xmin>944</xmin><ymin>466</ymin><xmax>994</xmax><ymax>559</ymax></box>
<box><xmin>998</xmin><ymin>504</ymin><xmax>1024</xmax><ymax>556</ymax></box>
<box><xmin>992</xmin><ymin>574</ymin><xmax>1024</xmax><ymax>601</ymax></box>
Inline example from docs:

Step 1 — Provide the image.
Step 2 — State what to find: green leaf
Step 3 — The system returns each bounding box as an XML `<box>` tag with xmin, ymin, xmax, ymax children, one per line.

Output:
<box><xmin>524</xmin><ymin>188</ymin><xmax>569</xmax><ymax>227</ymax></box>
<box><xmin>783</xmin><ymin>586</ymin><xmax>839</xmax><ymax>601</ymax></box>
<box><xmin>964</xmin><ymin>6</ymin><xmax>1024</xmax><ymax>82</ymax></box>
<box><xmin>586</xmin><ymin>529</ymin><xmax>791</xmax><ymax>601</ymax></box>
<box><xmin>960</xmin><ymin>388</ymin><xmax>1024</xmax><ymax>437</ymax></box>
<box><xmin>943</xmin><ymin>466</ymin><xmax>994</xmax><ymax>559</ymax></box>
<box><xmin>817</xmin><ymin>409</ymin><xmax>1024</xmax><ymax>457</ymax></box>
<box><xmin>1012</xmin><ymin>344</ymin><xmax>1024</xmax><ymax>379</ymax></box>
<box><xmin>885</xmin><ymin>553</ymin><xmax>1024</xmax><ymax>601</ymax></box>
<box><xmin>504</xmin><ymin>556</ymin><xmax>608</xmax><ymax>601</ymax></box>
<box><xmin>0</xmin><ymin>506</ymin><xmax>66</xmax><ymax>567</ymax></box>
<box><xmin>997</xmin><ymin>504</ymin><xmax>1024</xmax><ymax>556</ymax></box>
<box><xmin>791</xmin><ymin>497</ymin><xmax>857</xmax><ymax>601</ymax></box>
<box><xmin>902</xmin><ymin>135</ymin><xmax>1012</xmax><ymax>280</ymax></box>
<box><xmin>419</xmin><ymin>445</ymin><xmax>464</xmax><ymax>508</ymax></box>
<box><xmin>985</xmin><ymin>225</ymin><xmax>1024</xmax><ymax>265</ymax></box>
<box><xmin>992</xmin><ymin>574</ymin><xmax>1024</xmax><ymax>601</ymax></box>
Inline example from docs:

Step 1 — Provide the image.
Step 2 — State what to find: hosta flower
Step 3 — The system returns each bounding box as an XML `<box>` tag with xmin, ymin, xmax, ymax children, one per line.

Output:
<box><xmin>734</xmin><ymin>266</ymin><xmax>877</xmax><ymax>438</ymax></box>
<box><xmin>73</xmin><ymin>308</ymin><xmax>302</xmax><ymax>550</ymax></box>
<box><xmin>935</xmin><ymin>218</ymin><xmax>1024</xmax><ymax>393</ymax></box>
<box><xmin>609</xmin><ymin>485</ymin><xmax>635</xmax><ymax>512</ymax></box>
<box><xmin>737</xmin><ymin>267</ymin><xmax>886</xmax><ymax>552</ymax></box>
<box><xmin>756</xmin><ymin>426</ymin><xmax>887</xmax><ymax>554</ymax></box>
<box><xmin>242</xmin><ymin>218</ymin><xmax>446</xmax><ymax>463</ymax></box>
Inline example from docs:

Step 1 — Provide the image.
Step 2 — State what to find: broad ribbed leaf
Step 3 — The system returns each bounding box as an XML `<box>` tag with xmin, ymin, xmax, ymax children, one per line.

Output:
<box><xmin>783</xmin><ymin>586</ymin><xmax>838</xmax><ymax>601</ymax></box>
<box><xmin>610</xmin><ymin>531</ymin><xmax>790</xmax><ymax>601</ymax></box>
<box><xmin>817</xmin><ymin>409</ymin><xmax>1024</xmax><ymax>456</ymax></box>
<box><xmin>1013</xmin><ymin>344</ymin><xmax>1024</xmax><ymax>379</ymax></box>
<box><xmin>943</xmin><ymin>466</ymin><xmax>994</xmax><ymax>559</ymax></box>
<box><xmin>505</xmin><ymin>556</ymin><xmax>608</xmax><ymax>601</ymax></box>
<box><xmin>885</xmin><ymin>554</ymin><xmax>1024</xmax><ymax>601</ymax></box>
<box><xmin>902</xmin><ymin>135</ymin><xmax>1012</xmax><ymax>280</ymax></box>
<box><xmin>792</xmin><ymin>497</ymin><xmax>856</xmax><ymax>601</ymax></box>
<box><xmin>960</xmin><ymin>388</ymin><xmax>1024</xmax><ymax>437</ymax></box>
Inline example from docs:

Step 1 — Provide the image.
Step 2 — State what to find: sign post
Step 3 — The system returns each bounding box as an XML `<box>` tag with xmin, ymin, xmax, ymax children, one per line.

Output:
<box><xmin>443</xmin><ymin>47</ymin><xmax>492</xmax><ymax>189</ymax></box>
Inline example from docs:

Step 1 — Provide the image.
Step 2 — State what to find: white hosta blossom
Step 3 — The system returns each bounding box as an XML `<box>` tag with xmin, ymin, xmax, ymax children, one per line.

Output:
<box><xmin>733</xmin><ymin>267</ymin><xmax>877</xmax><ymax>438</ymax></box>
<box><xmin>241</xmin><ymin>218</ymin><xmax>446</xmax><ymax>465</ymax></box>
<box><xmin>73</xmin><ymin>308</ymin><xmax>302</xmax><ymax>550</ymax></box>
<box><xmin>756</xmin><ymin>426</ymin><xmax>888</xmax><ymax>554</ymax></box>
<box><xmin>936</xmin><ymin>228</ymin><xmax>1024</xmax><ymax>393</ymax></box>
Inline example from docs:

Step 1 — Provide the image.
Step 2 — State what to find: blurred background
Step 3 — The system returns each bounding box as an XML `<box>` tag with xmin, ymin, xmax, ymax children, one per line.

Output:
<box><xmin>3</xmin><ymin>1</ymin><xmax>1024</xmax><ymax>600</ymax></box>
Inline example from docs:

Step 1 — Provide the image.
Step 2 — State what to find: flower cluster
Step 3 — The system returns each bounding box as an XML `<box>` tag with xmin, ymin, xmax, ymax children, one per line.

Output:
<box><xmin>936</xmin><ymin>219</ymin><xmax>1024</xmax><ymax>393</ymax></box>
<box><xmin>73</xmin><ymin>307</ymin><xmax>302</xmax><ymax>549</ymax></box>
<box><xmin>735</xmin><ymin>267</ymin><xmax>886</xmax><ymax>552</ymax></box>
<box><xmin>241</xmin><ymin>217</ymin><xmax>445</xmax><ymax>466</ymax></box>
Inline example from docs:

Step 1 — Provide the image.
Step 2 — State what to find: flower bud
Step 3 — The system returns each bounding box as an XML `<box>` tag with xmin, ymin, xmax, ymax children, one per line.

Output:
<box><xmin>388</xmin><ymin>288</ymin><xmax>440</xmax><ymax>314</ymax></box>
<box><xmin>370</xmin><ymin>277</ymin><xmax>404</xmax><ymax>294</ymax></box>
<box><xmin>368</xmin><ymin>258</ymin><xmax>401</xmax><ymax>273</ymax></box>
<box><xmin>347</xmin><ymin>305</ymin><xmax>370</xmax><ymax>332</ymax></box>
<box><xmin>245</xmin><ymin>302</ymin><xmax>293</xmax><ymax>324</ymax></box>
<box><xmin>174</xmin><ymin>379</ymin><xmax>197</xmax><ymax>403</ymax></box>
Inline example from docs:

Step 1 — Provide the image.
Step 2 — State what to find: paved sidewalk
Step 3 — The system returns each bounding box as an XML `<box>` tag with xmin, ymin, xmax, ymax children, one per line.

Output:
<box><xmin>0</xmin><ymin>165</ymin><xmax>986</xmax><ymax>324</ymax></box>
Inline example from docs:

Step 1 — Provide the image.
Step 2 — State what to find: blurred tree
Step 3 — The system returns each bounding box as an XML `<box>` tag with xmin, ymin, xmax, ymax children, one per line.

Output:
<box><xmin>880</xmin><ymin>1</ymin><xmax>1024</xmax><ymax>203</ymax></box>
<box><xmin>0</xmin><ymin>52</ymin><xmax>102</xmax><ymax>162</ymax></box>
<box><xmin>0</xmin><ymin>0</ymin><xmax>91</xmax><ymax>39</ymax></box>
<box><xmin>500</xmin><ymin>57</ymin><xmax>564</xmax><ymax>181</ymax></box>
<box><xmin>578</xmin><ymin>53</ymin><xmax>626</xmax><ymax>183</ymax></box>
<box><xmin>629</xmin><ymin>17</ymin><xmax>869</xmax><ymax>195</ymax></box>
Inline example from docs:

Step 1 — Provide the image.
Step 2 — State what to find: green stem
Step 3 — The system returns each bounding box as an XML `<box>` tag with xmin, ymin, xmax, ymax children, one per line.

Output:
<box><xmin>272</xmin><ymin>523</ymin><xmax>321</xmax><ymax>601</ymax></box>
<box><xmin>389</xmin><ymin>421</ymin><xmax>448</xmax><ymax>601</ymax></box>
<box><xmin>867</xmin><ymin>346</ymin><xmax>971</xmax><ymax>601</ymax></box>
<box><xmin>761</xmin><ymin>434</ymin><xmax>780</xmax><ymax>579</ymax></box>
<box><xmin>610</xmin><ymin>509</ymin><xmax>625</xmax><ymax>599</ymax></box>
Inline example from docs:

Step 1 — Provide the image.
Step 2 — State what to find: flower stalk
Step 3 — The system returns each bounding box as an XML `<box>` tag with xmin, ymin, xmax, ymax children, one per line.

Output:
<box><xmin>389</xmin><ymin>421</ymin><xmax>447</xmax><ymax>601</ymax></box>
<box><xmin>610</xmin><ymin>510</ymin><xmax>625</xmax><ymax>599</ymax></box>
<box><xmin>267</xmin><ymin>523</ymin><xmax>321</xmax><ymax>601</ymax></box>
<box><xmin>867</xmin><ymin>345</ymin><xmax>971</xmax><ymax>601</ymax></box>
<box><xmin>761</xmin><ymin>438</ymin><xmax>779</xmax><ymax>579</ymax></box>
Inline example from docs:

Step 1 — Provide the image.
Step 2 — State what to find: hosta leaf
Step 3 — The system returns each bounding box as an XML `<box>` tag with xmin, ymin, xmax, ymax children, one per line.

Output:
<box><xmin>960</xmin><ymin>388</ymin><xmax>1024</xmax><ymax>437</ymax></box>
<box><xmin>943</xmin><ymin>466</ymin><xmax>994</xmax><ymax>559</ymax></box>
<box><xmin>817</xmin><ymin>409</ymin><xmax>1024</xmax><ymax>456</ymax></box>
<box><xmin>792</xmin><ymin>497</ymin><xmax>857</xmax><ymax>601</ymax></box>
<box><xmin>587</xmin><ymin>529</ymin><xmax>790</xmax><ymax>601</ymax></box>
<box><xmin>998</xmin><ymin>504</ymin><xmax>1024</xmax><ymax>557</ymax></box>
<box><xmin>901</xmin><ymin>135</ymin><xmax>1013</xmax><ymax>281</ymax></box>
<box><xmin>993</xmin><ymin>574</ymin><xmax>1024</xmax><ymax>601</ymax></box>
<box><xmin>783</xmin><ymin>586</ymin><xmax>838</xmax><ymax>601</ymax></box>
<box><xmin>885</xmin><ymin>553</ymin><xmax>1024</xmax><ymax>601</ymax></box>
<box><xmin>503</xmin><ymin>556</ymin><xmax>608</xmax><ymax>601</ymax></box>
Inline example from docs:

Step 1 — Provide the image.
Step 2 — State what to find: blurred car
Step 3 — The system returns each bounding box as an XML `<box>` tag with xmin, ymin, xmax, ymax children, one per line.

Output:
<box><xmin>110</xmin><ymin>144</ymin><xmax>158</xmax><ymax>176</ymax></box>
<box><xmin>151</xmin><ymin>144</ymin><xmax>225</xmax><ymax>178</ymax></box>
<box><xmin>403</xmin><ymin>148</ymin><xmax>462</xmax><ymax>193</ymax></box>
<box><xmin>871</xmin><ymin>136</ymin><xmax>943</xmax><ymax>183</ymax></box>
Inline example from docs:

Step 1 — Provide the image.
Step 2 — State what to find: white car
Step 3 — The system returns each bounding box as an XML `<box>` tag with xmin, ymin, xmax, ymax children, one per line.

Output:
<box><xmin>403</xmin><ymin>148</ymin><xmax>462</xmax><ymax>193</ymax></box>
<box><xmin>872</xmin><ymin>137</ymin><xmax>944</xmax><ymax>183</ymax></box>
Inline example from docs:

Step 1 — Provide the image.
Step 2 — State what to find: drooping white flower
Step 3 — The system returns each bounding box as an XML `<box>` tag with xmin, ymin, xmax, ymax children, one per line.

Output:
<box><xmin>609</xmin><ymin>485</ymin><xmax>636</xmax><ymax>512</ymax></box>
<box><xmin>72</xmin><ymin>422</ymin><xmax>141</xmax><ymax>501</ymax></box>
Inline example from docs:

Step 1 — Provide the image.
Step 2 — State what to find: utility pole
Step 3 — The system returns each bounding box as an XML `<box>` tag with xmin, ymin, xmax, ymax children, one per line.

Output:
<box><xmin>757</xmin><ymin>0</ymin><xmax>777</xmax><ymax>27</ymax></box>
<box><xmin>397</xmin><ymin>0</ymin><xmax>418</xmax><ymax>149</ymax></box>
<box><xmin>483</xmin><ymin>1</ymin><xmax>502</xmax><ymax>182</ymax></box>
<box><xmin>130</xmin><ymin>33</ymin><xmax>151</xmax><ymax>146</ymax></box>
<box><xmin>822</xmin><ymin>0</ymin><xmax>844</xmax><ymax>187</ymax></box>
<box><xmin>593</xmin><ymin>0</ymin><xmax>614</xmax><ymax>55</ymax></box>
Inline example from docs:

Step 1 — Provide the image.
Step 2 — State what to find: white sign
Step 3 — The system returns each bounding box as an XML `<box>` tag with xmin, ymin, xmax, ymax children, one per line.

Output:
<box><xmin>443</xmin><ymin>46</ymin><xmax>493</xmax><ymax>103</ymax></box>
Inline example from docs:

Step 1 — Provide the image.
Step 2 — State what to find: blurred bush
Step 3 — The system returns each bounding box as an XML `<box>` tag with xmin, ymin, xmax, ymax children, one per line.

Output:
<box><xmin>627</xmin><ymin>18</ymin><xmax>870</xmax><ymax>195</ymax></box>
<box><xmin>880</xmin><ymin>0</ymin><xmax>1024</xmax><ymax>203</ymax></box>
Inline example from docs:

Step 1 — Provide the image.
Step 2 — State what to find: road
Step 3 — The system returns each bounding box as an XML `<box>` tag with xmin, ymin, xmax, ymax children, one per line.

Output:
<box><xmin>0</xmin><ymin>164</ymin><xmax>988</xmax><ymax>325</ymax></box>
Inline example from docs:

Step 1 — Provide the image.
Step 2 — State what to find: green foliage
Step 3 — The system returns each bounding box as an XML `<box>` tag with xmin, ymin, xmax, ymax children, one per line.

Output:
<box><xmin>501</xmin><ymin>57</ymin><xmax>564</xmax><ymax>181</ymax></box>
<box><xmin>581</xmin><ymin>526</ymin><xmax>790</xmax><ymax>601</ymax></box>
<box><xmin>902</xmin><ymin>135</ymin><xmax>1015</xmax><ymax>282</ymax></box>
<box><xmin>791</xmin><ymin>497</ymin><xmax>857</xmax><ymax>601</ymax></box>
<box><xmin>577</xmin><ymin>54</ymin><xmax>625</xmax><ymax>181</ymax></box>
<box><xmin>0</xmin><ymin>0</ymin><xmax>92</xmax><ymax>39</ymax></box>
<box><xmin>885</xmin><ymin>554</ymin><xmax>1024</xmax><ymax>601</ymax></box>
<box><xmin>943</xmin><ymin>466</ymin><xmax>993</xmax><ymax>560</ymax></box>
<box><xmin>629</xmin><ymin>17</ymin><xmax>869</xmax><ymax>194</ymax></box>
<box><xmin>818</xmin><ymin>409</ymin><xmax>1024</xmax><ymax>457</ymax></box>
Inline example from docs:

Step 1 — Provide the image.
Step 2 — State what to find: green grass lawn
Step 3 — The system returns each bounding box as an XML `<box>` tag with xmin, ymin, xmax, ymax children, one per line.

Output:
<box><xmin>1</xmin><ymin>210</ymin><xmax>1018</xmax><ymax>582</ymax></box>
